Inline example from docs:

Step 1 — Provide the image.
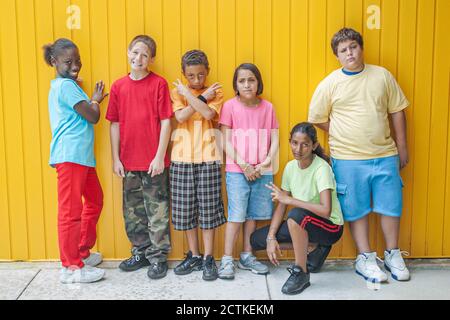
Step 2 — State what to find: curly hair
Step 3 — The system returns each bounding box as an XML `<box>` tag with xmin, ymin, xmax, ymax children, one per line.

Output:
<box><xmin>181</xmin><ymin>49</ymin><xmax>209</xmax><ymax>72</ymax></box>
<box><xmin>331</xmin><ymin>28</ymin><xmax>364</xmax><ymax>56</ymax></box>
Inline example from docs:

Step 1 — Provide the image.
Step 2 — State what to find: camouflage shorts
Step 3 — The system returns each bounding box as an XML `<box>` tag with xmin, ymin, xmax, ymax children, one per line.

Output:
<box><xmin>122</xmin><ymin>169</ymin><xmax>171</xmax><ymax>262</ymax></box>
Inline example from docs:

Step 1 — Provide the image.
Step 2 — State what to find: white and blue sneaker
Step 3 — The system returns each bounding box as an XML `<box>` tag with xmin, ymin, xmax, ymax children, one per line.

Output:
<box><xmin>237</xmin><ymin>252</ymin><xmax>269</xmax><ymax>275</ymax></box>
<box><xmin>218</xmin><ymin>256</ymin><xmax>235</xmax><ymax>280</ymax></box>
<box><xmin>355</xmin><ymin>252</ymin><xmax>388</xmax><ymax>283</ymax></box>
<box><xmin>82</xmin><ymin>252</ymin><xmax>103</xmax><ymax>267</ymax></box>
<box><xmin>384</xmin><ymin>249</ymin><xmax>410</xmax><ymax>281</ymax></box>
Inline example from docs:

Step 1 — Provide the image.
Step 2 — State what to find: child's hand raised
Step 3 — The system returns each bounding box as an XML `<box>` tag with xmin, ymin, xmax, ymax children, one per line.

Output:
<box><xmin>91</xmin><ymin>81</ymin><xmax>109</xmax><ymax>104</ymax></box>
<box><xmin>173</xmin><ymin>79</ymin><xmax>190</xmax><ymax>97</ymax></box>
<box><xmin>201</xmin><ymin>82</ymin><xmax>222</xmax><ymax>101</ymax></box>
<box><xmin>265</xmin><ymin>182</ymin><xmax>290</xmax><ymax>205</ymax></box>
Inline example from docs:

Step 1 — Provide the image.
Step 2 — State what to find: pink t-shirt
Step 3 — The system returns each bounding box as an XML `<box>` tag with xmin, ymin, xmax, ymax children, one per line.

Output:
<box><xmin>219</xmin><ymin>97</ymin><xmax>279</xmax><ymax>173</ymax></box>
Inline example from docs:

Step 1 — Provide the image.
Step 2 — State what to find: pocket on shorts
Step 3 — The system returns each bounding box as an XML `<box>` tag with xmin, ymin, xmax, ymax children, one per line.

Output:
<box><xmin>336</xmin><ymin>183</ymin><xmax>347</xmax><ymax>195</ymax></box>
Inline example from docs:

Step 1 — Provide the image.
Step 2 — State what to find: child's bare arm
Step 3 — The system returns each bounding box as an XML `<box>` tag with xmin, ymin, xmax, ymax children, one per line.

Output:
<box><xmin>110</xmin><ymin>122</ymin><xmax>125</xmax><ymax>177</ymax></box>
<box><xmin>174</xmin><ymin>106</ymin><xmax>196</xmax><ymax>123</ymax></box>
<box><xmin>267</xmin><ymin>182</ymin><xmax>332</xmax><ymax>219</ymax></box>
<box><xmin>173</xmin><ymin>80</ymin><xmax>220</xmax><ymax>120</ymax></box>
<box><xmin>148</xmin><ymin>119</ymin><xmax>171</xmax><ymax>177</ymax></box>
<box><xmin>256</xmin><ymin>129</ymin><xmax>279</xmax><ymax>174</ymax></box>
<box><xmin>74</xmin><ymin>81</ymin><xmax>108</xmax><ymax>124</ymax></box>
<box><xmin>314</xmin><ymin>122</ymin><xmax>330</xmax><ymax>132</ymax></box>
<box><xmin>265</xmin><ymin>199</ymin><xmax>287</xmax><ymax>266</ymax></box>
<box><xmin>221</xmin><ymin>124</ymin><xmax>259</xmax><ymax>181</ymax></box>
<box><xmin>390</xmin><ymin>110</ymin><xmax>408</xmax><ymax>169</ymax></box>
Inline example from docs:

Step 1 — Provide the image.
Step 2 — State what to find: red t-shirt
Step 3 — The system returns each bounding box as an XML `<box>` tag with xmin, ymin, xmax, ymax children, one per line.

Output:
<box><xmin>106</xmin><ymin>72</ymin><xmax>173</xmax><ymax>171</ymax></box>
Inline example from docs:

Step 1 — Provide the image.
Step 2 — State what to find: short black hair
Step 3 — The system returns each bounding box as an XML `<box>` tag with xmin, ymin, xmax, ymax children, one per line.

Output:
<box><xmin>331</xmin><ymin>28</ymin><xmax>364</xmax><ymax>56</ymax></box>
<box><xmin>42</xmin><ymin>38</ymin><xmax>78</xmax><ymax>66</ymax></box>
<box><xmin>181</xmin><ymin>50</ymin><xmax>209</xmax><ymax>72</ymax></box>
<box><xmin>232</xmin><ymin>63</ymin><xmax>264</xmax><ymax>96</ymax></box>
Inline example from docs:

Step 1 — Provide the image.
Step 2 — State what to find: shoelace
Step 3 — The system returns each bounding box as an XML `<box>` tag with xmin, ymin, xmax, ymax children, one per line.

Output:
<box><xmin>127</xmin><ymin>255</ymin><xmax>141</xmax><ymax>264</ymax></box>
<box><xmin>380</xmin><ymin>250</ymin><xmax>410</xmax><ymax>262</ymax></box>
<box><xmin>286</xmin><ymin>267</ymin><xmax>302</xmax><ymax>278</ymax></box>
<box><xmin>388</xmin><ymin>250</ymin><xmax>410</xmax><ymax>267</ymax></box>
<box><xmin>150</xmin><ymin>262</ymin><xmax>161</xmax><ymax>271</ymax></box>
<box><xmin>245</xmin><ymin>254</ymin><xmax>257</xmax><ymax>266</ymax></box>
<box><xmin>221</xmin><ymin>259</ymin><xmax>234</xmax><ymax>270</ymax></box>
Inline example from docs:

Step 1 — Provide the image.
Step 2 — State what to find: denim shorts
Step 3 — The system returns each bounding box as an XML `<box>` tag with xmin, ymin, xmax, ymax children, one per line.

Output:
<box><xmin>225</xmin><ymin>172</ymin><xmax>274</xmax><ymax>222</ymax></box>
<box><xmin>331</xmin><ymin>155</ymin><xmax>403</xmax><ymax>222</ymax></box>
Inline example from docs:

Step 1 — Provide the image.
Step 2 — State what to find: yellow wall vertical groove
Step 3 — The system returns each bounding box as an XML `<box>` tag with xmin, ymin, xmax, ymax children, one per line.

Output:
<box><xmin>0</xmin><ymin>0</ymin><xmax>449</xmax><ymax>261</ymax></box>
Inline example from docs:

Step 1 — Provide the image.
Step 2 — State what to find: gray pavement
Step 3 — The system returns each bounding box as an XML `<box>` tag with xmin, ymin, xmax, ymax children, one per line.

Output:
<box><xmin>1</xmin><ymin>260</ymin><xmax>449</xmax><ymax>300</ymax></box>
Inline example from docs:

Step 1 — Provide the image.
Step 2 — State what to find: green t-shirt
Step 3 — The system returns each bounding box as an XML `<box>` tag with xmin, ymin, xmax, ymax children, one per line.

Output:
<box><xmin>281</xmin><ymin>156</ymin><xmax>344</xmax><ymax>225</ymax></box>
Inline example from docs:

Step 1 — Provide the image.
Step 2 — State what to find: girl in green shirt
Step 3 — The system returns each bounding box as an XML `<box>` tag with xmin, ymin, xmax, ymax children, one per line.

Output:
<box><xmin>250</xmin><ymin>122</ymin><xmax>344</xmax><ymax>295</ymax></box>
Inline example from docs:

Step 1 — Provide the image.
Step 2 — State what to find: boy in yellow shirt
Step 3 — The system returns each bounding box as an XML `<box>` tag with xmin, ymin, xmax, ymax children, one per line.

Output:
<box><xmin>308</xmin><ymin>28</ymin><xmax>410</xmax><ymax>283</ymax></box>
<box><xmin>170</xmin><ymin>50</ymin><xmax>226</xmax><ymax>281</ymax></box>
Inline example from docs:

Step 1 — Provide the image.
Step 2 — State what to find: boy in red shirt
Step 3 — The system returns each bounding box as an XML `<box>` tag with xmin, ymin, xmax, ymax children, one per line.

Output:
<box><xmin>106</xmin><ymin>35</ymin><xmax>173</xmax><ymax>279</ymax></box>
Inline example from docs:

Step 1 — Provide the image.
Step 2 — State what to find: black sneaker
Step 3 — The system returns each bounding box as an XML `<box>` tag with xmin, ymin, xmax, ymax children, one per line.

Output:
<box><xmin>202</xmin><ymin>255</ymin><xmax>218</xmax><ymax>281</ymax></box>
<box><xmin>119</xmin><ymin>254</ymin><xmax>150</xmax><ymax>272</ymax></box>
<box><xmin>147</xmin><ymin>261</ymin><xmax>168</xmax><ymax>279</ymax></box>
<box><xmin>281</xmin><ymin>265</ymin><xmax>310</xmax><ymax>295</ymax></box>
<box><xmin>307</xmin><ymin>245</ymin><xmax>332</xmax><ymax>273</ymax></box>
<box><xmin>174</xmin><ymin>251</ymin><xmax>203</xmax><ymax>275</ymax></box>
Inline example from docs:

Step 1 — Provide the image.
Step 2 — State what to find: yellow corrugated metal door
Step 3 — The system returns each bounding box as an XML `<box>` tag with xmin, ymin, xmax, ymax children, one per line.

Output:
<box><xmin>0</xmin><ymin>0</ymin><xmax>449</xmax><ymax>261</ymax></box>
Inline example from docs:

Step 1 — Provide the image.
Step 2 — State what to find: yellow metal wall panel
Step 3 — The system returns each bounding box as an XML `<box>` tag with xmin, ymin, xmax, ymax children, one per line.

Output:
<box><xmin>410</xmin><ymin>0</ymin><xmax>435</xmax><ymax>257</ymax></box>
<box><xmin>426</xmin><ymin>0</ymin><xmax>450</xmax><ymax>257</ymax></box>
<box><xmin>272</xmin><ymin>0</ymin><xmax>291</xmax><ymax>259</ymax></box>
<box><xmin>107</xmin><ymin>0</ymin><xmax>131</xmax><ymax>259</ymax></box>
<box><xmin>444</xmin><ymin>76</ymin><xmax>450</xmax><ymax>256</ymax></box>
<box><xmin>326</xmin><ymin>0</ymin><xmax>345</xmax><ymax>258</ymax></box>
<box><xmin>16</xmin><ymin>0</ymin><xmax>47</xmax><ymax>260</ymax></box>
<box><xmin>145</xmin><ymin>0</ymin><xmax>164</xmax><ymax>75</ymax></box>
<box><xmin>0</xmin><ymin>42</ymin><xmax>12</xmax><ymax>260</ymax></box>
<box><xmin>90</xmin><ymin>0</ymin><xmax>116</xmax><ymax>258</ymax></box>
<box><xmin>396</xmin><ymin>0</ymin><xmax>417</xmax><ymax>256</ymax></box>
<box><xmin>34</xmin><ymin>0</ymin><xmax>58</xmax><ymax>260</ymax></box>
<box><xmin>0</xmin><ymin>0</ymin><xmax>449</xmax><ymax>260</ymax></box>
<box><xmin>0</xmin><ymin>0</ymin><xmax>29</xmax><ymax>260</ymax></box>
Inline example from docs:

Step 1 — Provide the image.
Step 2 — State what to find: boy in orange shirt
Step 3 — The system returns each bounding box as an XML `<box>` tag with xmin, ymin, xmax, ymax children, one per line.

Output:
<box><xmin>170</xmin><ymin>50</ymin><xmax>226</xmax><ymax>281</ymax></box>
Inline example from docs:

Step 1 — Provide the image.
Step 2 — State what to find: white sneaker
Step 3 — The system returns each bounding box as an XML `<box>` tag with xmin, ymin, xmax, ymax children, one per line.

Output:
<box><xmin>60</xmin><ymin>265</ymin><xmax>105</xmax><ymax>284</ymax></box>
<box><xmin>218</xmin><ymin>256</ymin><xmax>235</xmax><ymax>280</ymax></box>
<box><xmin>82</xmin><ymin>252</ymin><xmax>103</xmax><ymax>267</ymax></box>
<box><xmin>384</xmin><ymin>249</ymin><xmax>410</xmax><ymax>281</ymax></box>
<box><xmin>355</xmin><ymin>252</ymin><xmax>388</xmax><ymax>283</ymax></box>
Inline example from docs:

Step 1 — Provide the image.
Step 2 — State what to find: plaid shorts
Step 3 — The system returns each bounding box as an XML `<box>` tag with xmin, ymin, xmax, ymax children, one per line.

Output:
<box><xmin>170</xmin><ymin>161</ymin><xmax>226</xmax><ymax>230</ymax></box>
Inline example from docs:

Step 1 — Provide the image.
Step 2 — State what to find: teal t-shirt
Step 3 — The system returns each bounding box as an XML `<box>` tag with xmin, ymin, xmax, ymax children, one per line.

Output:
<box><xmin>48</xmin><ymin>78</ymin><xmax>95</xmax><ymax>167</ymax></box>
<box><xmin>281</xmin><ymin>156</ymin><xmax>343</xmax><ymax>225</ymax></box>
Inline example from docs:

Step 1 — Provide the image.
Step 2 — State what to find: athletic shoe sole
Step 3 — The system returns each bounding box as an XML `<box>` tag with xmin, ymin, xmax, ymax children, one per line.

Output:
<box><xmin>384</xmin><ymin>264</ymin><xmax>410</xmax><ymax>281</ymax></box>
<box><xmin>282</xmin><ymin>282</ymin><xmax>311</xmax><ymax>295</ymax></box>
<box><xmin>355</xmin><ymin>269</ymin><xmax>387</xmax><ymax>283</ymax></box>
<box><xmin>202</xmin><ymin>273</ymin><xmax>218</xmax><ymax>281</ymax></box>
<box><xmin>237</xmin><ymin>262</ymin><xmax>269</xmax><ymax>275</ymax></box>
<box><xmin>174</xmin><ymin>265</ymin><xmax>203</xmax><ymax>276</ymax></box>
<box><xmin>218</xmin><ymin>274</ymin><xmax>235</xmax><ymax>280</ymax></box>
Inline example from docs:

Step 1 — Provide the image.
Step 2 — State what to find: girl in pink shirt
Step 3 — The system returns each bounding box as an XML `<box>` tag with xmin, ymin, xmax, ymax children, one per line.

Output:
<box><xmin>218</xmin><ymin>63</ymin><xmax>279</xmax><ymax>280</ymax></box>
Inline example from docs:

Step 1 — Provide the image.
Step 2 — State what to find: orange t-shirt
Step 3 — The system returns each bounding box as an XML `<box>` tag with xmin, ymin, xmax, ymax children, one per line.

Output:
<box><xmin>170</xmin><ymin>86</ymin><xmax>223</xmax><ymax>163</ymax></box>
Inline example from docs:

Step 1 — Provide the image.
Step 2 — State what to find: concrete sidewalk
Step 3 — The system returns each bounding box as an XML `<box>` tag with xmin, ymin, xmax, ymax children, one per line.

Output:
<box><xmin>1</xmin><ymin>260</ymin><xmax>449</xmax><ymax>300</ymax></box>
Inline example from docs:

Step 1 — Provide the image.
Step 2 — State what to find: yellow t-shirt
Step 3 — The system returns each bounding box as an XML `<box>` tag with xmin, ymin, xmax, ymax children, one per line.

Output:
<box><xmin>308</xmin><ymin>64</ymin><xmax>409</xmax><ymax>160</ymax></box>
<box><xmin>170</xmin><ymin>86</ymin><xmax>223</xmax><ymax>163</ymax></box>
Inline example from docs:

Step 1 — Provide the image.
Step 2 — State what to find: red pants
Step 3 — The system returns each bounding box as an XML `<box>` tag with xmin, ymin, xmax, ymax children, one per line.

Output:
<box><xmin>56</xmin><ymin>162</ymin><xmax>103</xmax><ymax>268</ymax></box>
